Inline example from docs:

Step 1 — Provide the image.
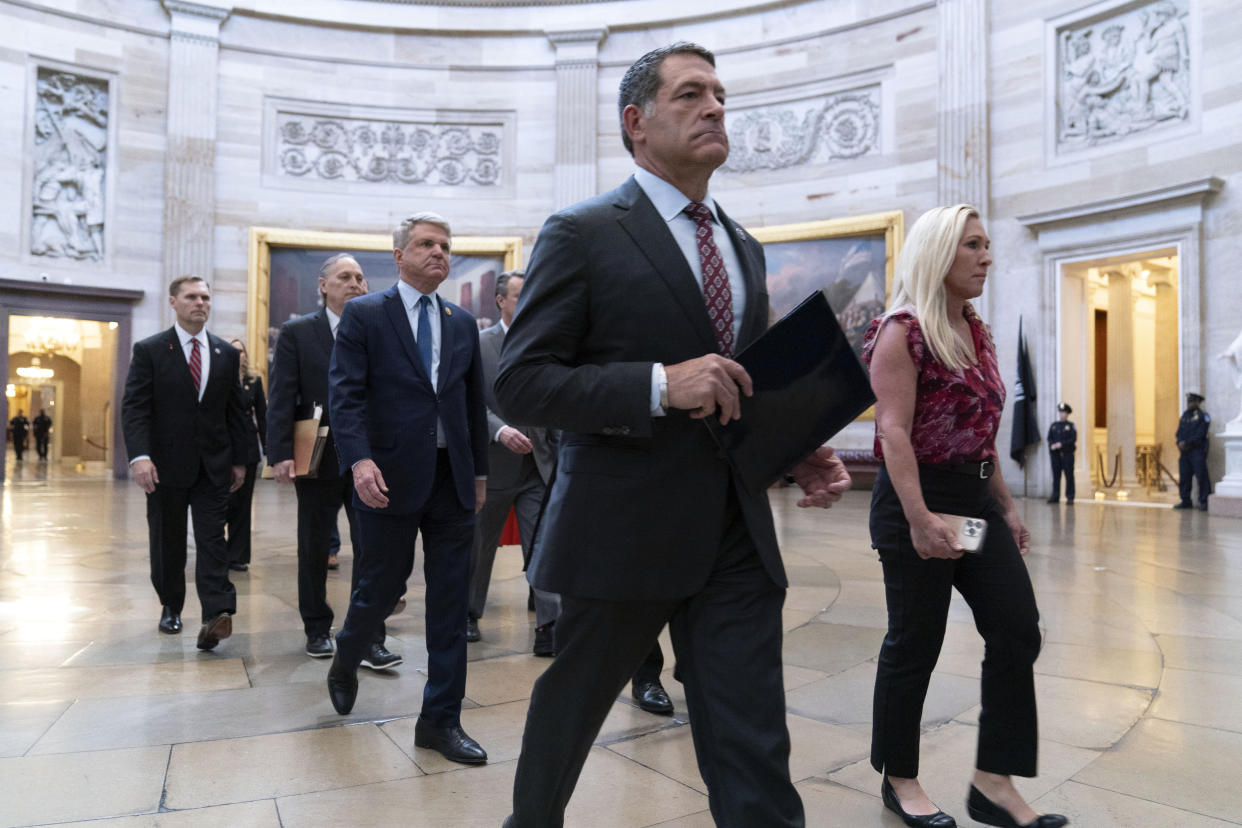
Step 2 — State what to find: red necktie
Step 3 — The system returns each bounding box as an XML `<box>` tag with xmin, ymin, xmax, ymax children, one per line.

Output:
<box><xmin>684</xmin><ymin>201</ymin><xmax>734</xmax><ymax>357</ymax></box>
<box><xmin>188</xmin><ymin>337</ymin><xmax>202</xmax><ymax>395</ymax></box>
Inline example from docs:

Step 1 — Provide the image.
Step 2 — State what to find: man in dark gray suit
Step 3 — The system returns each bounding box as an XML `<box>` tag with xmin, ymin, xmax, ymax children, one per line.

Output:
<box><xmin>466</xmin><ymin>270</ymin><xmax>561</xmax><ymax>654</ymax></box>
<box><xmin>497</xmin><ymin>43</ymin><xmax>851</xmax><ymax>827</ymax></box>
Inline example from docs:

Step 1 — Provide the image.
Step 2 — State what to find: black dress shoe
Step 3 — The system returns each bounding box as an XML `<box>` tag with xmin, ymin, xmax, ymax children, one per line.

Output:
<box><xmin>882</xmin><ymin>777</ymin><xmax>957</xmax><ymax>827</ymax></box>
<box><xmin>228</xmin><ymin>562</ymin><xmax>248</xmax><ymax>572</ymax></box>
<box><xmin>1045</xmin><ymin>498</ymin><xmax>1059</xmax><ymax>504</ymax></box>
<box><xmin>1174</xmin><ymin>501</ymin><xmax>1194</xmax><ymax>509</ymax></box>
<box><xmin>327</xmin><ymin>554</ymin><xmax>340</xmax><ymax>570</ymax></box>
<box><xmin>632</xmin><ymin>679</ymin><xmax>674</xmax><ymax>715</ymax></box>
<box><xmin>533</xmin><ymin>622</ymin><xmax>555</xmax><ymax>657</ymax></box>
<box><xmin>413</xmin><ymin>720</ymin><xmax>487</xmax><ymax>765</ymax></box>
<box><xmin>327</xmin><ymin>655</ymin><xmax>358</xmax><ymax>714</ymax></box>
<box><xmin>159</xmin><ymin>606</ymin><xmax>182</xmax><ymax>635</ymax></box>
<box><xmin>195</xmin><ymin>612</ymin><xmax>232</xmax><ymax>651</ymax></box>
<box><xmin>966</xmin><ymin>785</ymin><xmax>1067</xmax><ymax>828</ymax></box>
<box><xmin>465</xmin><ymin>615</ymin><xmax>481</xmax><ymax>642</ymax></box>
<box><xmin>306</xmin><ymin>634</ymin><xmax>334</xmax><ymax>658</ymax></box>
<box><xmin>360</xmin><ymin>642</ymin><xmax>402</xmax><ymax>670</ymax></box>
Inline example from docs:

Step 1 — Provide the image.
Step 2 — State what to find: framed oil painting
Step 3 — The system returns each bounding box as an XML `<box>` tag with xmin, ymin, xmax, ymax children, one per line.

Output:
<box><xmin>748</xmin><ymin>211</ymin><xmax>903</xmax><ymax>359</ymax></box>
<box><xmin>246</xmin><ymin>227</ymin><xmax>522</xmax><ymax>386</ymax></box>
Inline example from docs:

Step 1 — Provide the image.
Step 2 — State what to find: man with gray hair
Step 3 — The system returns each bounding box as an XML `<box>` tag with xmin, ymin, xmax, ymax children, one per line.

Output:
<box><xmin>267</xmin><ymin>253</ymin><xmax>401</xmax><ymax>664</ymax></box>
<box><xmin>326</xmin><ymin>212</ymin><xmax>492</xmax><ymax>766</ymax></box>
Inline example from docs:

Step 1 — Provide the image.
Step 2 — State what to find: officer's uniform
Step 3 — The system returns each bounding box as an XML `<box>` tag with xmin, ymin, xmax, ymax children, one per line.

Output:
<box><xmin>1176</xmin><ymin>399</ymin><xmax>1211</xmax><ymax>509</ymax></box>
<box><xmin>1047</xmin><ymin>414</ymin><xmax>1077</xmax><ymax>503</ymax></box>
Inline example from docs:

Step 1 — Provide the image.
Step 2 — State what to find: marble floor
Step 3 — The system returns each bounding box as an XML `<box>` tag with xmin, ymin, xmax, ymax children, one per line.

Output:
<box><xmin>1</xmin><ymin>466</ymin><xmax>1241</xmax><ymax>827</ymax></box>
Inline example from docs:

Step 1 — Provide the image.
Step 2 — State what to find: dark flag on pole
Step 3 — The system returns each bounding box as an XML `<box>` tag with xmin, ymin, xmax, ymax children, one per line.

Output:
<box><xmin>1010</xmin><ymin>317</ymin><xmax>1040</xmax><ymax>467</ymax></box>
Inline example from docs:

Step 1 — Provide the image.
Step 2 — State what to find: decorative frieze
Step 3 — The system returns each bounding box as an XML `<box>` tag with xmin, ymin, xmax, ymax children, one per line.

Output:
<box><xmin>273</xmin><ymin>111</ymin><xmax>504</xmax><ymax>187</ymax></box>
<box><xmin>722</xmin><ymin>86</ymin><xmax>880</xmax><ymax>174</ymax></box>
<box><xmin>1055</xmin><ymin>0</ymin><xmax>1193</xmax><ymax>151</ymax></box>
<box><xmin>31</xmin><ymin>68</ymin><xmax>109</xmax><ymax>262</ymax></box>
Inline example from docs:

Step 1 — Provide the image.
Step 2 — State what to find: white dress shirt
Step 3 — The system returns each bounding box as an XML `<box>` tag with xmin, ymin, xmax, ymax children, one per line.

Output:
<box><xmin>633</xmin><ymin>167</ymin><xmax>748</xmax><ymax>415</ymax></box>
<box><xmin>326</xmin><ymin>306</ymin><xmax>341</xmax><ymax>339</ymax></box>
<box><xmin>396</xmin><ymin>280</ymin><xmax>446</xmax><ymax>447</ymax></box>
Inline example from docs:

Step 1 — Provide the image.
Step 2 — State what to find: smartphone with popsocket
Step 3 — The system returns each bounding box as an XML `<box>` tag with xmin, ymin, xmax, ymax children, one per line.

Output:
<box><xmin>930</xmin><ymin>512</ymin><xmax>987</xmax><ymax>553</ymax></box>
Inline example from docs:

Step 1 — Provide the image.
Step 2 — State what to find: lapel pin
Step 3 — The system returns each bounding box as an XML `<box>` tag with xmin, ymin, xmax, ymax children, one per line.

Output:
<box><xmin>444</xmin><ymin>306</ymin><xmax>452</xmax><ymax>316</ymax></box>
<box><xmin>214</xmin><ymin>347</ymin><xmax>221</xmax><ymax>354</ymax></box>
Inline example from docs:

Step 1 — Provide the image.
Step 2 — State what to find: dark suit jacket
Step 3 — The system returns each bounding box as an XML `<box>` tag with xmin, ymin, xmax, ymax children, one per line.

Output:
<box><xmin>329</xmin><ymin>284</ymin><xmax>489</xmax><ymax>514</ymax></box>
<box><xmin>122</xmin><ymin>327</ymin><xmax>248</xmax><ymax>489</ymax></box>
<box><xmin>495</xmin><ymin>175</ymin><xmax>780</xmax><ymax>601</ymax></box>
<box><xmin>266</xmin><ymin>308</ymin><xmax>344</xmax><ymax>481</ymax></box>
<box><xmin>479</xmin><ymin>322</ymin><xmax>555</xmax><ymax>489</ymax></box>
<box><xmin>239</xmin><ymin>375</ymin><xmax>267</xmax><ymax>465</ymax></box>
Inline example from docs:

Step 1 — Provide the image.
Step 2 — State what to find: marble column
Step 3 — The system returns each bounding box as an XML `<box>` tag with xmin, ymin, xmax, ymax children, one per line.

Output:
<box><xmin>1148</xmin><ymin>268</ymin><xmax>1180</xmax><ymax>465</ymax></box>
<box><xmin>1106</xmin><ymin>269</ymin><xmax>1138</xmax><ymax>484</ymax></box>
<box><xmin>937</xmin><ymin>0</ymin><xmax>989</xmax><ymax>316</ymax></box>
<box><xmin>161</xmin><ymin>1</ymin><xmax>230</xmax><ymax>323</ymax></box>
<box><xmin>546</xmin><ymin>28</ymin><xmax>607</xmax><ymax>211</ymax></box>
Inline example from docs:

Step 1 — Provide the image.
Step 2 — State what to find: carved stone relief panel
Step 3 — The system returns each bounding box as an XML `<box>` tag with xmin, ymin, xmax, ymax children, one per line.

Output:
<box><xmin>1056</xmin><ymin>0</ymin><xmax>1192</xmax><ymax>151</ymax></box>
<box><xmin>31</xmin><ymin>68</ymin><xmax>109</xmax><ymax>262</ymax></box>
<box><xmin>273</xmin><ymin>109</ymin><xmax>504</xmax><ymax>187</ymax></box>
<box><xmin>723</xmin><ymin>86</ymin><xmax>880</xmax><ymax>174</ymax></box>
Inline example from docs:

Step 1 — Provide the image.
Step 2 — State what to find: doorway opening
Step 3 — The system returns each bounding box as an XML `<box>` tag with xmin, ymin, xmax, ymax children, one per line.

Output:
<box><xmin>1060</xmin><ymin>247</ymin><xmax>1181</xmax><ymax>504</ymax></box>
<box><xmin>6</xmin><ymin>315</ymin><xmax>118</xmax><ymax>479</ymax></box>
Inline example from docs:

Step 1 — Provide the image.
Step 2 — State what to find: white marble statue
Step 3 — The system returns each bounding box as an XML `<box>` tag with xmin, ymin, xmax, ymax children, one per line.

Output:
<box><xmin>1220</xmin><ymin>329</ymin><xmax>1242</xmax><ymax>429</ymax></box>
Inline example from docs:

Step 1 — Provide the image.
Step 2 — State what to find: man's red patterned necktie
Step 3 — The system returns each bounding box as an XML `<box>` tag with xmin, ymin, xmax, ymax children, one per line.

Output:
<box><xmin>684</xmin><ymin>201</ymin><xmax>734</xmax><ymax>357</ymax></box>
<box><xmin>189</xmin><ymin>337</ymin><xmax>202</xmax><ymax>395</ymax></box>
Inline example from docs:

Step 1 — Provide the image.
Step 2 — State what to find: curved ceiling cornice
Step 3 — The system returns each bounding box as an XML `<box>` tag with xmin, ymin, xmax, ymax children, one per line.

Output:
<box><xmin>233</xmin><ymin>0</ymin><xmax>803</xmax><ymax>34</ymax></box>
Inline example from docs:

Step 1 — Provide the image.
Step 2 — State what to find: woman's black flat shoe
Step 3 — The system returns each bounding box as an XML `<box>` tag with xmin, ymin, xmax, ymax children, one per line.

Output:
<box><xmin>966</xmin><ymin>785</ymin><xmax>1068</xmax><ymax>828</ymax></box>
<box><xmin>882</xmin><ymin>777</ymin><xmax>957</xmax><ymax>827</ymax></box>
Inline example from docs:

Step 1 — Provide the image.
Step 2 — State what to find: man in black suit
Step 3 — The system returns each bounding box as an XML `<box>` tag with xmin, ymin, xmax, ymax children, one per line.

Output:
<box><xmin>267</xmin><ymin>254</ymin><xmax>402</xmax><ymax>664</ymax></box>
<box><xmin>496</xmin><ymin>43</ymin><xmax>851</xmax><ymax>827</ymax></box>
<box><xmin>326</xmin><ymin>212</ymin><xmax>491</xmax><ymax>766</ymax></box>
<box><xmin>122</xmin><ymin>276</ymin><xmax>249</xmax><ymax>650</ymax></box>
<box><xmin>467</xmin><ymin>270</ymin><xmax>560</xmax><ymax>654</ymax></box>
<box><xmin>33</xmin><ymin>409</ymin><xmax>52</xmax><ymax>460</ymax></box>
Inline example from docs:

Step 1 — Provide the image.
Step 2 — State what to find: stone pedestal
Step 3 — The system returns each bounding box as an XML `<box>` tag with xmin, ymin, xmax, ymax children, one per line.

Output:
<box><xmin>1208</xmin><ymin>428</ymin><xmax>1242</xmax><ymax>517</ymax></box>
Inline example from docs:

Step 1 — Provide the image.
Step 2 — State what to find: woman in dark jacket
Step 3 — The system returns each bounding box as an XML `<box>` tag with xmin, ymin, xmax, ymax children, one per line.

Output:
<box><xmin>227</xmin><ymin>338</ymin><xmax>266</xmax><ymax>571</ymax></box>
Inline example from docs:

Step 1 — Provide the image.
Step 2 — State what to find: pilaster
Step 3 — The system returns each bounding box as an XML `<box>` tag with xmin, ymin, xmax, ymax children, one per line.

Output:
<box><xmin>546</xmin><ymin>28</ymin><xmax>607</xmax><ymax>211</ymax></box>
<box><xmin>161</xmin><ymin>1</ymin><xmax>230</xmax><ymax>316</ymax></box>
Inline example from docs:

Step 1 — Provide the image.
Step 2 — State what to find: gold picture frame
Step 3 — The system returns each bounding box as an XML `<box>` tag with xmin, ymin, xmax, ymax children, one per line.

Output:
<box><xmin>246</xmin><ymin>226</ymin><xmax>522</xmax><ymax>388</ymax></box>
<box><xmin>749</xmin><ymin>210</ymin><xmax>905</xmax><ymax>421</ymax></box>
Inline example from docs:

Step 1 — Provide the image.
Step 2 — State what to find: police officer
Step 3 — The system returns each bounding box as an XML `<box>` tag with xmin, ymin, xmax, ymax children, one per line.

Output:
<box><xmin>1047</xmin><ymin>402</ymin><xmax>1077</xmax><ymax>504</ymax></box>
<box><xmin>1175</xmin><ymin>392</ymin><xmax>1211</xmax><ymax>511</ymax></box>
<box><xmin>8</xmin><ymin>410</ymin><xmax>30</xmax><ymax>461</ymax></box>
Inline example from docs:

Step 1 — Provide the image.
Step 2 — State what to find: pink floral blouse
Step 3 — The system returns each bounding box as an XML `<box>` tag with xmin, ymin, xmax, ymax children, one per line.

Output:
<box><xmin>860</xmin><ymin>306</ymin><xmax>1005</xmax><ymax>464</ymax></box>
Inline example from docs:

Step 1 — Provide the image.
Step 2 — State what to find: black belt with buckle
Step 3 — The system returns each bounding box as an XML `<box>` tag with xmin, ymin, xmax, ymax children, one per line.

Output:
<box><xmin>931</xmin><ymin>460</ymin><xmax>994</xmax><ymax>479</ymax></box>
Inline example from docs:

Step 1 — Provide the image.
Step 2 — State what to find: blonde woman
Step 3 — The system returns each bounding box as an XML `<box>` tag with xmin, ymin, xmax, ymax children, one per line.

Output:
<box><xmin>861</xmin><ymin>205</ymin><xmax>1066</xmax><ymax>828</ymax></box>
<box><xmin>226</xmin><ymin>338</ymin><xmax>266</xmax><ymax>571</ymax></box>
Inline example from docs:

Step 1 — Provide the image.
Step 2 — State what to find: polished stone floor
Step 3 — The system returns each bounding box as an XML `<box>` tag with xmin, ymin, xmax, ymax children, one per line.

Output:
<box><xmin>1</xmin><ymin>465</ymin><xmax>1241</xmax><ymax>827</ymax></box>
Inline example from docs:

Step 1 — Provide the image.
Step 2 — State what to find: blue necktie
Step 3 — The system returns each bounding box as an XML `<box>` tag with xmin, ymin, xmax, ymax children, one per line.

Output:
<box><xmin>416</xmin><ymin>295</ymin><xmax>434</xmax><ymax>381</ymax></box>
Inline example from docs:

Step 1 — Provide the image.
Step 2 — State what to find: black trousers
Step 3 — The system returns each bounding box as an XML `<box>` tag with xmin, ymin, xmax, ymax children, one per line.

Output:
<box><xmin>869</xmin><ymin>466</ymin><xmax>1042</xmax><ymax>778</ymax></box>
<box><xmin>35</xmin><ymin>433</ymin><xmax>49</xmax><ymax>458</ymax></box>
<box><xmin>11</xmin><ymin>434</ymin><xmax>25</xmax><ymax>460</ymax></box>
<box><xmin>1048</xmin><ymin>450</ymin><xmax>1074</xmax><ymax>501</ymax></box>
<box><xmin>1179</xmin><ymin>448</ymin><xmax>1210</xmax><ymax>506</ymax></box>
<box><xmin>510</xmin><ymin>492</ymin><xmax>803</xmax><ymax>828</ymax></box>
<box><xmin>335</xmin><ymin>452</ymin><xmax>473</xmax><ymax>725</ymax></box>
<box><xmin>147</xmin><ymin>463</ymin><xmax>236</xmax><ymax>622</ymax></box>
<box><xmin>226</xmin><ymin>462</ymin><xmax>258</xmax><ymax>564</ymax></box>
<box><xmin>295</xmin><ymin>474</ymin><xmax>377</xmax><ymax>641</ymax></box>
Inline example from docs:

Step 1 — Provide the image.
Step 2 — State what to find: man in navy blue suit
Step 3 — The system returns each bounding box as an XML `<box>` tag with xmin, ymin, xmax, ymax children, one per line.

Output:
<box><xmin>325</xmin><ymin>212</ymin><xmax>491</xmax><ymax>766</ymax></box>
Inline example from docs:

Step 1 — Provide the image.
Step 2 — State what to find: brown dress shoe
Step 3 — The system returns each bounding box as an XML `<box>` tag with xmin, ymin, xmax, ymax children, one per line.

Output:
<box><xmin>196</xmin><ymin>613</ymin><xmax>233</xmax><ymax>650</ymax></box>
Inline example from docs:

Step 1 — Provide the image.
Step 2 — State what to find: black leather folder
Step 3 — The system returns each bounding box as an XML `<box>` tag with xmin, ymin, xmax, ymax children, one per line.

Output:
<box><xmin>705</xmin><ymin>290</ymin><xmax>875</xmax><ymax>495</ymax></box>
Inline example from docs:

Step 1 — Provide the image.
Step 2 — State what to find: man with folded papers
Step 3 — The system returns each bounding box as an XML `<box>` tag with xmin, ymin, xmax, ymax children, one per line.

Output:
<box><xmin>496</xmin><ymin>42</ymin><xmax>852</xmax><ymax>827</ymax></box>
<box><xmin>267</xmin><ymin>254</ymin><xmax>400</xmax><ymax>666</ymax></box>
<box><xmin>326</xmin><ymin>212</ymin><xmax>491</xmax><ymax>767</ymax></box>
